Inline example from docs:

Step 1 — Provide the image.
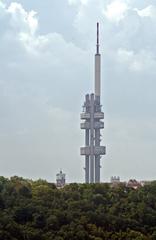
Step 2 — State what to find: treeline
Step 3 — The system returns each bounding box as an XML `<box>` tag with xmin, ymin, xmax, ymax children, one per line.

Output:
<box><xmin>0</xmin><ymin>176</ymin><xmax>156</xmax><ymax>239</ymax></box>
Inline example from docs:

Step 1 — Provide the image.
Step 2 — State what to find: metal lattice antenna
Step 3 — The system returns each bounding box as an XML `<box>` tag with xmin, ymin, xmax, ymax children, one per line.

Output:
<box><xmin>96</xmin><ymin>22</ymin><xmax>100</xmax><ymax>54</ymax></box>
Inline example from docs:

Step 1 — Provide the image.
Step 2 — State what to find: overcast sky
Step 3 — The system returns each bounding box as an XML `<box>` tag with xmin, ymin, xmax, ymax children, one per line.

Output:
<box><xmin>0</xmin><ymin>0</ymin><xmax>156</xmax><ymax>183</ymax></box>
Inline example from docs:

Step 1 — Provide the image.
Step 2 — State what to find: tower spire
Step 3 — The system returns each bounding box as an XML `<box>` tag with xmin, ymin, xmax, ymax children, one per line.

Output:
<box><xmin>96</xmin><ymin>22</ymin><xmax>100</xmax><ymax>54</ymax></box>
<box><xmin>95</xmin><ymin>22</ymin><xmax>101</xmax><ymax>98</ymax></box>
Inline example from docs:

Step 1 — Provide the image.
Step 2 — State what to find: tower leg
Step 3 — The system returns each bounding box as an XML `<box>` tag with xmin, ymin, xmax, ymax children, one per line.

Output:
<box><xmin>85</xmin><ymin>129</ymin><xmax>89</xmax><ymax>183</ymax></box>
<box><xmin>95</xmin><ymin>129</ymin><xmax>101</xmax><ymax>183</ymax></box>
<box><xmin>85</xmin><ymin>157</ymin><xmax>89</xmax><ymax>183</ymax></box>
<box><xmin>90</xmin><ymin>155</ymin><xmax>94</xmax><ymax>183</ymax></box>
<box><xmin>95</xmin><ymin>156</ymin><xmax>100</xmax><ymax>183</ymax></box>
<box><xmin>90</xmin><ymin>94</ymin><xmax>95</xmax><ymax>183</ymax></box>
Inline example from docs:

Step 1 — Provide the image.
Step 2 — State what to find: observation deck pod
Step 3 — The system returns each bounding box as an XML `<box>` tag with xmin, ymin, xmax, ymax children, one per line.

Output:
<box><xmin>80</xmin><ymin>146</ymin><xmax>106</xmax><ymax>155</ymax></box>
<box><xmin>80</xmin><ymin>113</ymin><xmax>90</xmax><ymax>119</ymax></box>
<box><xmin>80</xmin><ymin>112</ymin><xmax>104</xmax><ymax>120</ymax></box>
<box><xmin>81</xmin><ymin>121</ymin><xmax>104</xmax><ymax>129</ymax></box>
<box><xmin>94</xmin><ymin>112</ymin><xmax>104</xmax><ymax>119</ymax></box>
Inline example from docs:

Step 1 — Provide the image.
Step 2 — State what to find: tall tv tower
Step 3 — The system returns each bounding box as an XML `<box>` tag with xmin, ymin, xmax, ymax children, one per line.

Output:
<box><xmin>80</xmin><ymin>23</ymin><xmax>106</xmax><ymax>183</ymax></box>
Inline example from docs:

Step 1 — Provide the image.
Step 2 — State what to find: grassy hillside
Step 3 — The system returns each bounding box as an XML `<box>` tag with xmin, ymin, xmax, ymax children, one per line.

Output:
<box><xmin>0</xmin><ymin>176</ymin><xmax>156</xmax><ymax>239</ymax></box>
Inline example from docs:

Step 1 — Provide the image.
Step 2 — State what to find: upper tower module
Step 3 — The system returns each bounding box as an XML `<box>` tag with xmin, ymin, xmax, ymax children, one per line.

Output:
<box><xmin>80</xmin><ymin>23</ymin><xmax>106</xmax><ymax>183</ymax></box>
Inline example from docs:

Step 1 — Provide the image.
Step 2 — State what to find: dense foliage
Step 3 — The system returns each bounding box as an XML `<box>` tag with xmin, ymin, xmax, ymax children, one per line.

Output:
<box><xmin>0</xmin><ymin>176</ymin><xmax>156</xmax><ymax>239</ymax></box>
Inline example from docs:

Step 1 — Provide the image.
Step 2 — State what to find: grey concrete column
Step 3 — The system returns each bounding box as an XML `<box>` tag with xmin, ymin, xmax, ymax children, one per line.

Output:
<box><xmin>95</xmin><ymin>129</ymin><xmax>100</xmax><ymax>183</ymax></box>
<box><xmin>90</xmin><ymin>94</ymin><xmax>94</xmax><ymax>183</ymax></box>
<box><xmin>85</xmin><ymin>129</ymin><xmax>89</xmax><ymax>183</ymax></box>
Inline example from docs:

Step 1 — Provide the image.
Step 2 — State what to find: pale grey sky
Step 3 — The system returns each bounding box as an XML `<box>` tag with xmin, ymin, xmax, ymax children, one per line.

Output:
<box><xmin>0</xmin><ymin>0</ymin><xmax>156</xmax><ymax>182</ymax></box>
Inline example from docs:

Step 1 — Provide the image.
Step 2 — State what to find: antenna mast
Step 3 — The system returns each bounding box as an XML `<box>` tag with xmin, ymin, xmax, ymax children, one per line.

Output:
<box><xmin>96</xmin><ymin>22</ymin><xmax>100</xmax><ymax>54</ymax></box>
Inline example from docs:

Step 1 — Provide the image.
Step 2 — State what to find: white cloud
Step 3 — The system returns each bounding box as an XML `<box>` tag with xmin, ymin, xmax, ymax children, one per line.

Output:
<box><xmin>117</xmin><ymin>48</ymin><xmax>156</xmax><ymax>72</ymax></box>
<box><xmin>135</xmin><ymin>5</ymin><xmax>156</xmax><ymax>18</ymax></box>
<box><xmin>117</xmin><ymin>48</ymin><xmax>143</xmax><ymax>71</ymax></box>
<box><xmin>0</xmin><ymin>1</ymin><xmax>5</xmax><ymax>8</ymax></box>
<box><xmin>68</xmin><ymin>0</ymin><xmax>88</xmax><ymax>6</ymax></box>
<box><xmin>7</xmin><ymin>2</ymin><xmax>38</xmax><ymax>35</ymax></box>
<box><xmin>103</xmin><ymin>0</ymin><xmax>129</xmax><ymax>23</ymax></box>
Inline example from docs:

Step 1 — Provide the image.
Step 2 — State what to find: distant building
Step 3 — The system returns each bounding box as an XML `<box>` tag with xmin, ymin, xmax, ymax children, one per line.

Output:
<box><xmin>111</xmin><ymin>176</ymin><xmax>120</xmax><ymax>183</ymax></box>
<box><xmin>110</xmin><ymin>176</ymin><xmax>120</xmax><ymax>187</ymax></box>
<box><xmin>127</xmin><ymin>179</ymin><xmax>141</xmax><ymax>189</ymax></box>
<box><xmin>56</xmin><ymin>170</ymin><xmax>66</xmax><ymax>188</ymax></box>
<box><xmin>109</xmin><ymin>177</ymin><xmax>152</xmax><ymax>189</ymax></box>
